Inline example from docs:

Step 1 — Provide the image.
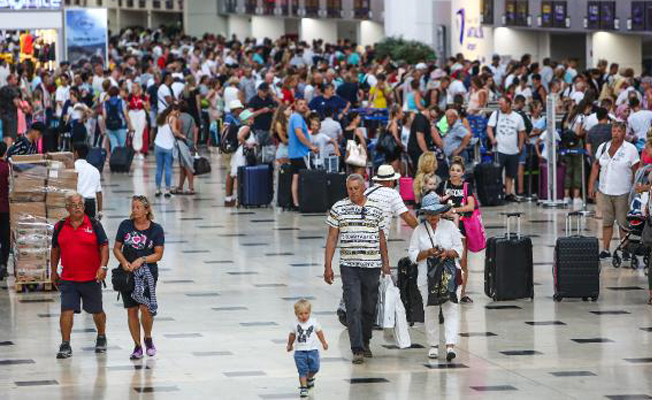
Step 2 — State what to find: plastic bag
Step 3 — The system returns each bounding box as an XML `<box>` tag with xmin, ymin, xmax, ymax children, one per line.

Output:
<box><xmin>393</xmin><ymin>297</ymin><xmax>412</xmax><ymax>349</ymax></box>
<box><xmin>377</xmin><ymin>275</ymin><xmax>398</xmax><ymax>329</ymax></box>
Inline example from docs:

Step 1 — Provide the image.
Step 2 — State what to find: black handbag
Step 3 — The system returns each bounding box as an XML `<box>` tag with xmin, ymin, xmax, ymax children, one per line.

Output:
<box><xmin>424</xmin><ymin>222</ymin><xmax>459</xmax><ymax>306</ymax></box>
<box><xmin>377</xmin><ymin>130</ymin><xmax>398</xmax><ymax>156</ymax></box>
<box><xmin>111</xmin><ymin>266</ymin><xmax>134</xmax><ymax>293</ymax></box>
<box><xmin>193</xmin><ymin>156</ymin><xmax>211</xmax><ymax>175</ymax></box>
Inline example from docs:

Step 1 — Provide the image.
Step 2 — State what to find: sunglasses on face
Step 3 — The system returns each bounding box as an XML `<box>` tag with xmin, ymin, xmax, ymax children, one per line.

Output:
<box><xmin>360</xmin><ymin>206</ymin><xmax>367</xmax><ymax>219</ymax></box>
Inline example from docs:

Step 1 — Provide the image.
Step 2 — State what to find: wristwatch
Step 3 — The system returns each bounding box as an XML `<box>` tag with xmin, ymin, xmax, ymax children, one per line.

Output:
<box><xmin>101</xmin><ymin>266</ymin><xmax>108</xmax><ymax>271</ymax></box>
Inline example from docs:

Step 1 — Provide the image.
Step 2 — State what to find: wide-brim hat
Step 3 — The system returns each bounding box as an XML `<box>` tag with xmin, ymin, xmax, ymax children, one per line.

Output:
<box><xmin>229</xmin><ymin>99</ymin><xmax>244</xmax><ymax>110</ymax></box>
<box><xmin>420</xmin><ymin>192</ymin><xmax>451</xmax><ymax>215</ymax></box>
<box><xmin>372</xmin><ymin>165</ymin><xmax>401</xmax><ymax>182</ymax></box>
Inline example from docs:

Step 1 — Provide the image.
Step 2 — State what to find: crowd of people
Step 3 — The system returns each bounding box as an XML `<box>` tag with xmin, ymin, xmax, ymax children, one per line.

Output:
<box><xmin>4</xmin><ymin>26</ymin><xmax>652</xmax><ymax>396</ymax></box>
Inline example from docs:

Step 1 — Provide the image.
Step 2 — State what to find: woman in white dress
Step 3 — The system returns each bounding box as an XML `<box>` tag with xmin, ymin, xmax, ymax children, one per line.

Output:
<box><xmin>230</xmin><ymin>109</ymin><xmax>257</xmax><ymax>201</ymax></box>
<box><xmin>128</xmin><ymin>83</ymin><xmax>150</xmax><ymax>159</ymax></box>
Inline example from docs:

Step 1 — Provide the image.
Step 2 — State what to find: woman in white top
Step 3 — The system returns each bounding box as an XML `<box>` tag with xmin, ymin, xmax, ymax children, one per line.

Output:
<box><xmin>230</xmin><ymin>109</ymin><xmax>257</xmax><ymax>188</ymax></box>
<box><xmin>408</xmin><ymin>193</ymin><xmax>463</xmax><ymax>362</ymax></box>
<box><xmin>154</xmin><ymin>104</ymin><xmax>182</xmax><ymax>198</ymax></box>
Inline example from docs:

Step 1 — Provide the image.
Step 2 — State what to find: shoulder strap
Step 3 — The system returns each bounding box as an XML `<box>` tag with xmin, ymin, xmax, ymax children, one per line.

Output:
<box><xmin>364</xmin><ymin>185</ymin><xmax>383</xmax><ymax>197</ymax></box>
<box><xmin>424</xmin><ymin>221</ymin><xmax>436</xmax><ymax>249</ymax></box>
<box><xmin>54</xmin><ymin>218</ymin><xmax>66</xmax><ymax>237</ymax></box>
<box><xmin>462</xmin><ymin>182</ymin><xmax>468</xmax><ymax>206</ymax></box>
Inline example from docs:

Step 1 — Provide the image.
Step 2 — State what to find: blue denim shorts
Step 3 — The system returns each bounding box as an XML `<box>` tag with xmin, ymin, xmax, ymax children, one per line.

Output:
<box><xmin>294</xmin><ymin>349</ymin><xmax>320</xmax><ymax>377</ymax></box>
<box><xmin>518</xmin><ymin>143</ymin><xmax>528</xmax><ymax>164</ymax></box>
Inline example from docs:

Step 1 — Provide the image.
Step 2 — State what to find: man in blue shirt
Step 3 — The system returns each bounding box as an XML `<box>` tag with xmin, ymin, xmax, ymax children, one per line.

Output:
<box><xmin>308</xmin><ymin>84</ymin><xmax>349</xmax><ymax>119</ymax></box>
<box><xmin>288</xmin><ymin>99</ymin><xmax>318</xmax><ymax>209</ymax></box>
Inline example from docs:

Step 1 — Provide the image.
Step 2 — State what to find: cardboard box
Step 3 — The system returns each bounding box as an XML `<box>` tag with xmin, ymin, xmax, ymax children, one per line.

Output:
<box><xmin>11</xmin><ymin>178</ymin><xmax>46</xmax><ymax>194</ymax></box>
<box><xmin>12</xmin><ymin>154</ymin><xmax>46</xmax><ymax>163</ymax></box>
<box><xmin>10</xmin><ymin>202</ymin><xmax>47</xmax><ymax>220</ymax></box>
<box><xmin>14</xmin><ymin>261</ymin><xmax>48</xmax><ymax>279</ymax></box>
<box><xmin>47</xmin><ymin>169</ymin><xmax>77</xmax><ymax>191</ymax></box>
<box><xmin>46</xmin><ymin>152</ymin><xmax>75</xmax><ymax>169</ymax></box>
<box><xmin>15</xmin><ymin>247</ymin><xmax>49</xmax><ymax>262</ymax></box>
<box><xmin>9</xmin><ymin>192</ymin><xmax>46</xmax><ymax>202</ymax></box>
<box><xmin>46</xmin><ymin>207</ymin><xmax>68</xmax><ymax>221</ymax></box>
<box><xmin>10</xmin><ymin>160</ymin><xmax>48</xmax><ymax>179</ymax></box>
<box><xmin>46</xmin><ymin>192</ymin><xmax>67</xmax><ymax>208</ymax></box>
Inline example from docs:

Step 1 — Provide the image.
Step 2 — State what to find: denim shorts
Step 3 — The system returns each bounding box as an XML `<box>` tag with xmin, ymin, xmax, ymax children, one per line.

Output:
<box><xmin>294</xmin><ymin>349</ymin><xmax>320</xmax><ymax>377</ymax></box>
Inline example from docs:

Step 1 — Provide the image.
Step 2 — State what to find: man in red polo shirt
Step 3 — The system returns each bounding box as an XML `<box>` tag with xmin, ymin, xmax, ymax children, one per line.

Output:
<box><xmin>51</xmin><ymin>192</ymin><xmax>109</xmax><ymax>359</ymax></box>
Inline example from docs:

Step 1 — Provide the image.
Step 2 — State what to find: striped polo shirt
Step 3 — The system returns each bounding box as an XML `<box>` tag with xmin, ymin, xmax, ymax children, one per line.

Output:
<box><xmin>326</xmin><ymin>198</ymin><xmax>386</xmax><ymax>269</ymax></box>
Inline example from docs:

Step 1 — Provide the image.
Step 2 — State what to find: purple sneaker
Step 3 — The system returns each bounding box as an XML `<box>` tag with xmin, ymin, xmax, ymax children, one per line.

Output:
<box><xmin>130</xmin><ymin>345</ymin><xmax>143</xmax><ymax>360</ymax></box>
<box><xmin>144</xmin><ymin>338</ymin><xmax>157</xmax><ymax>357</ymax></box>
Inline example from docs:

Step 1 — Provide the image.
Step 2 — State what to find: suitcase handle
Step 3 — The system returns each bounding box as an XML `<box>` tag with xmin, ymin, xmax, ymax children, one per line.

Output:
<box><xmin>565</xmin><ymin>212</ymin><xmax>584</xmax><ymax>237</ymax></box>
<box><xmin>501</xmin><ymin>212</ymin><xmax>522</xmax><ymax>238</ymax></box>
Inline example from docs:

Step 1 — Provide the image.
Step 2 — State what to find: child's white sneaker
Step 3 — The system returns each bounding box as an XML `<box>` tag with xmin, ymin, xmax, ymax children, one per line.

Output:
<box><xmin>428</xmin><ymin>346</ymin><xmax>438</xmax><ymax>359</ymax></box>
<box><xmin>299</xmin><ymin>386</ymin><xmax>309</xmax><ymax>398</ymax></box>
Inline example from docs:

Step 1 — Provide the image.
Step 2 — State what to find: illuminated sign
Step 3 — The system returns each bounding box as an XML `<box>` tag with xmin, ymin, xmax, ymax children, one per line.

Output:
<box><xmin>0</xmin><ymin>0</ymin><xmax>61</xmax><ymax>9</ymax></box>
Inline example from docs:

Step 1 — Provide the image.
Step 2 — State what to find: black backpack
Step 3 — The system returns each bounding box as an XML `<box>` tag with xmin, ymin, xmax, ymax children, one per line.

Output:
<box><xmin>220</xmin><ymin>122</ymin><xmax>240</xmax><ymax>154</ymax></box>
<box><xmin>105</xmin><ymin>99</ymin><xmax>123</xmax><ymax>131</ymax></box>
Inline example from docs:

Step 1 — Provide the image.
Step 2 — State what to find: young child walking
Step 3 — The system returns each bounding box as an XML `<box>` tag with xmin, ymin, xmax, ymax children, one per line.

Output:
<box><xmin>287</xmin><ymin>299</ymin><xmax>328</xmax><ymax>398</ymax></box>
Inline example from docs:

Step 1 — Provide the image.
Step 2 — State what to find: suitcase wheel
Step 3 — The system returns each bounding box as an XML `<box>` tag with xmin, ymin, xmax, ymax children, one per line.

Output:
<box><xmin>553</xmin><ymin>294</ymin><xmax>562</xmax><ymax>302</ymax></box>
<box><xmin>591</xmin><ymin>296</ymin><xmax>598</xmax><ymax>302</ymax></box>
<box><xmin>612</xmin><ymin>254</ymin><xmax>621</xmax><ymax>268</ymax></box>
<box><xmin>581</xmin><ymin>297</ymin><xmax>588</xmax><ymax>302</ymax></box>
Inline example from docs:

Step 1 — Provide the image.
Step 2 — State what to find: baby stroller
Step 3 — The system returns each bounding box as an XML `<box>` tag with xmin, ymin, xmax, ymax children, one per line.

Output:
<box><xmin>613</xmin><ymin>165</ymin><xmax>652</xmax><ymax>270</ymax></box>
<box><xmin>611</xmin><ymin>210</ymin><xmax>650</xmax><ymax>270</ymax></box>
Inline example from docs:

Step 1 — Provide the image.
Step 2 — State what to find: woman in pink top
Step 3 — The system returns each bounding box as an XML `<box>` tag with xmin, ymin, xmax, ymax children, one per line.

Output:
<box><xmin>466</xmin><ymin>76</ymin><xmax>487</xmax><ymax>115</ymax></box>
<box><xmin>16</xmin><ymin>95</ymin><xmax>31</xmax><ymax>136</ymax></box>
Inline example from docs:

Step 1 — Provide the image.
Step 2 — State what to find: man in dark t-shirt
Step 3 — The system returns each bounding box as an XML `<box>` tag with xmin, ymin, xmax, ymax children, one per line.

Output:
<box><xmin>586</xmin><ymin>107</ymin><xmax>612</xmax><ymax>158</ymax></box>
<box><xmin>247</xmin><ymin>83</ymin><xmax>276</xmax><ymax>147</ymax></box>
<box><xmin>407</xmin><ymin>109</ymin><xmax>437</xmax><ymax>171</ymax></box>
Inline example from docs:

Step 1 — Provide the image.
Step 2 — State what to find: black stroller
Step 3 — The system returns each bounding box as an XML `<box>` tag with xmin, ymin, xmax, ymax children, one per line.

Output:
<box><xmin>612</xmin><ymin>211</ymin><xmax>650</xmax><ymax>270</ymax></box>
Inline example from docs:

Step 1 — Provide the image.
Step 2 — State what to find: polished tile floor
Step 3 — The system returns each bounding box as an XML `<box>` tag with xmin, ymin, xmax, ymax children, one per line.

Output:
<box><xmin>1</xmin><ymin>152</ymin><xmax>652</xmax><ymax>400</ymax></box>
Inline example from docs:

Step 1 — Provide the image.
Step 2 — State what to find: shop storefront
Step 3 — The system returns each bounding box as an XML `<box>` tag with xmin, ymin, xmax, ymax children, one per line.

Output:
<box><xmin>0</xmin><ymin>1</ymin><xmax>63</xmax><ymax>69</ymax></box>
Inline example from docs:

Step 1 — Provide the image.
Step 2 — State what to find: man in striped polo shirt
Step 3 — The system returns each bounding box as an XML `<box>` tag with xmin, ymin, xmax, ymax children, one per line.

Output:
<box><xmin>324</xmin><ymin>174</ymin><xmax>389</xmax><ymax>364</ymax></box>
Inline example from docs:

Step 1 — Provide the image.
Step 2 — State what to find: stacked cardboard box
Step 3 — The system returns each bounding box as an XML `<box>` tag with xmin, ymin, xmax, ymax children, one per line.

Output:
<box><xmin>9</xmin><ymin>153</ymin><xmax>77</xmax><ymax>284</ymax></box>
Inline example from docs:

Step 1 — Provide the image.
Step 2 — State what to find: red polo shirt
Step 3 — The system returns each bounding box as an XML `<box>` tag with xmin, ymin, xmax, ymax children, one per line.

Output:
<box><xmin>52</xmin><ymin>215</ymin><xmax>108</xmax><ymax>282</ymax></box>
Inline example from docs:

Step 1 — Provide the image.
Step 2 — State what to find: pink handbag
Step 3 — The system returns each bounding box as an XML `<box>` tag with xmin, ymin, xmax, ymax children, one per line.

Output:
<box><xmin>399</xmin><ymin>177</ymin><xmax>415</xmax><ymax>202</ymax></box>
<box><xmin>460</xmin><ymin>182</ymin><xmax>486</xmax><ymax>252</ymax></box>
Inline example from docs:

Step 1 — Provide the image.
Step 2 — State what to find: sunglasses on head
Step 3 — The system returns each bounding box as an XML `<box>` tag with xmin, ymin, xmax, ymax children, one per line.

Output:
<box><xmin>360</xmin><ymin>206</ymin><xmax>367</xmax><ymax>219</ymax></box>
<box><xmin>132</xmin><ymin>195</ymin><xmax>149</xmax><ymax>206</ymax></box>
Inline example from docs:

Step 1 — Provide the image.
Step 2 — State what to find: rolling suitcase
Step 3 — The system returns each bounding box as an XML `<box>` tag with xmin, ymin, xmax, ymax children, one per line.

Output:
<box><xmin>237</xmin><ymin>164</ymin><xmax>273</xmax><ymax>207</ymax></box>
<box><xmin>277</xmin><ymin>163</ymin><xmax>293</xmax><ymax>209</ymax></box>
<box><xmin>87</xmin><ymin>147</ymin><xmax>107</xmax><ymax>173</ymax></box>
<box><xmin>474</xmin><ymin>158</ymin><xmax>504</xmax><ymax>206</ymax></box>
<box><xmin>326</xmin><ymin>172</ymin><xmax>347</xmax><ymax>208</ymax></box>
<box><xmin>299</xmin><ymin>169</ymin><xmax>328</xmax><ymax>213</ymax></box>
<box><xmin>109</xmin><ymin>146</ymin><xmax>134</xmax><ymax>173</ymax></box>
<box><xmin>485</xmin><ymin>212</ymin><xmax>534</xmax><ymax>301</ymax></box>
<box><xmin>553</xmin><ymin>212</ymin><xmax>600</xmax><ymax>302</ymax></box>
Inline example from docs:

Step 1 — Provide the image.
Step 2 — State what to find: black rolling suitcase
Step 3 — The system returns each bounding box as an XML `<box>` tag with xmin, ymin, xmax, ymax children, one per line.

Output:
<box><xmin>277</xmin><ymin>163</ymin><xmax>293</xmax><ymax>209</ymax></box>
<box><xmin>109</xmin><ymin>147</ymin><xmax>135</xmax><ymax>172</ymax></box>
<box><xmin>298</xmin><ymin>169</ymin><xmax>328</xmax><ymax>213</ymax></box>
<box><xmin>553</xmin><ymin>211</ymin><xmax>600</xmax><ymax>302</ymax></box>
<box><xmin>474</xmin><ymin>155</ymin><xmax>504</xmax><ymax>206</ymax></box>
<box><xmin>326</xmin><ymin>172</ymin><xmax>347</xmax><ymax>208</ymax></box>
<box><xmin>485</xmin><ymin>212</ymin><xmax>534</xmax><ymax>301</ymax></box>
<box><xmin>238</xmin><ymin>164</ymin><xmax>273</xmax><ymax>207</ymax></box>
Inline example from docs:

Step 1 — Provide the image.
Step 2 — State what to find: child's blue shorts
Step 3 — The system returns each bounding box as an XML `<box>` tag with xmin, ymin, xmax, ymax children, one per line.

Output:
<box><xmin>294</xmin><ymin>349</ymin><xmax>320</xmax><ymax>377</ymax></box>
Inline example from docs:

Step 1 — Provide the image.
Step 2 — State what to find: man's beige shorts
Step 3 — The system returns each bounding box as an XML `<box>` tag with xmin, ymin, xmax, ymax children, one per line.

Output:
<box><xmin>221</xmin><ymin>153</ymin><xmax>233</xmax><ymax>171</ymax></box>
<box><xmin>598</xmin><ymin>192</ymin><xmax>629</xmax><ymax>229</ymax></box>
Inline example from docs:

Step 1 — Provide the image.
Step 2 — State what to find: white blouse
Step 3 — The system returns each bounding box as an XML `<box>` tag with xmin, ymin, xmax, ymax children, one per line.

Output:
<box><xmin>408</xmin><ymin>219</ymin><xmax>464</xmax><ymax>287</ymax></box>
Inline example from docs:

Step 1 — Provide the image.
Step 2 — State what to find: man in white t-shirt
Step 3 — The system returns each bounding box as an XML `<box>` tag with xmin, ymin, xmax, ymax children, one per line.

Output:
<box><xmin>588</xmin><ymin>122</ymin><xmax>640</xmax><ymax>260</ymax></box>
<box><xmin>364</xmin><ymin>165</ymin><xmax>418</xmax><ymax>238</ymax></box>
<box><xmin>627</xmin><ymin>97</ymin><xmax>652</xmax><ymax>141</ymax></box>
<box><xmin>157</xmin><ymin>74</ymin><xmax>173</xmax><ymax>115</ymax></box>
<box><xmin>487</xmin><ymin>96</ymin><xmax>526</xmax><ymax>202</ymax></box>
<box><xmin>616</xmin><ymin>80</ymin><xmax>641</xmax><ymax>107</ymax></box>
<box><xmin>55</xmin><ymin>75</ymin><xmax>71</xmax><ymax>119</ymax></box>
<box><xmin>447</xmin><ymin>75</ymin><xmax>467</xmax><ymax>104</ymax></box>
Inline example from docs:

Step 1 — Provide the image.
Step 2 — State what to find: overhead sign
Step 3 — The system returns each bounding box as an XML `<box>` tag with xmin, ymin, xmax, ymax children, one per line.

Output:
<box><xmin>451</xmin><ymin>0</ymin><xmax>493</xmax><ymax>63</ymax></box>
<box><xmin>0</xmin><ymin>0</ymin><xmax>61</xmax><ymax>9</ymax></box>
<box><xmin>65</xmin><ymin>8</ymin><xmax>108</xmax><ymax>66</ymax></box>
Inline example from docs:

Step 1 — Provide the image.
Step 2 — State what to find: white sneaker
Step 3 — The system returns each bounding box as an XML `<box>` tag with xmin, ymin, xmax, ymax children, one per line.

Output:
<box><xmin>428</xmin><ymin>346</ymin><xmax>438</xmax><ymax>359</ymax></box>
<box><xmin>573</xmin><ymin>198</ymin><xmax>583</xmax><ymax>209</ymax></box>
<box><xmin>563</xmin><ymin>197</ymin><xmax>571</xmax><ymax>205</ymax></box>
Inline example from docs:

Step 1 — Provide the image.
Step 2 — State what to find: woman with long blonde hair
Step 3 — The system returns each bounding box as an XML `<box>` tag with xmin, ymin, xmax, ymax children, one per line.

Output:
<box><xmin>413</xmin><ymin>151</ymin><xmax>439</xmax><ymax>204</ymax></box>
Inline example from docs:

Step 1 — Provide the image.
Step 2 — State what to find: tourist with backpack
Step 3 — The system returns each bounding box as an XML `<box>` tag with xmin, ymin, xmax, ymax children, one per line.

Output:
<box><xmin>102</xmin><ymin>86</ymin><xmax>133</xmax><ymax>152</ymax></box>
<box><xmin>408</xmin><ymin>193</ymin><xmax>463</xmax><ymax>362</ymax></box>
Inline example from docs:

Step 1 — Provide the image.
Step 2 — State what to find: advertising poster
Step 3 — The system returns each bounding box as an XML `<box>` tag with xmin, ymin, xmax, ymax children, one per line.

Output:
<box><xmin>451</xmin><ymin>0</ymin><xmax>493</xmax><ymax>63</ymax></box>
<box><xmin>65</xmin><ymin>8</ymin><xmax>107</xmax><ymax>66</ymax></box>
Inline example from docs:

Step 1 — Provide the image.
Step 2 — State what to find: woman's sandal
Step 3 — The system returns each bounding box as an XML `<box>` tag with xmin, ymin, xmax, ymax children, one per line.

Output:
<box><xmin>170</xmin><ymin>188</ymin><xmax>185</xmax><ymax>195</ymax></box>
<box><xmin>185</xmin><ymin>189</ymin><xmax>196</xmax><ymax>195</ymax></box>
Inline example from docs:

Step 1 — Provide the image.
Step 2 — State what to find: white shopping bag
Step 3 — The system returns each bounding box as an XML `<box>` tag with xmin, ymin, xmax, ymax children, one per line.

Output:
<box><xmin>393</xmin><ymin>297</ymin><xmax>412</xmax><ymax>349</ymax></box>
<box><xmin>382</xmin><ymin>280</ymin><xmax>399</xmax><ymax>328</ymax></box>
<box><xmin>375</xmin><ymin>275</ymin><xmax>389</xmax><ymax>327</ymax></box>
